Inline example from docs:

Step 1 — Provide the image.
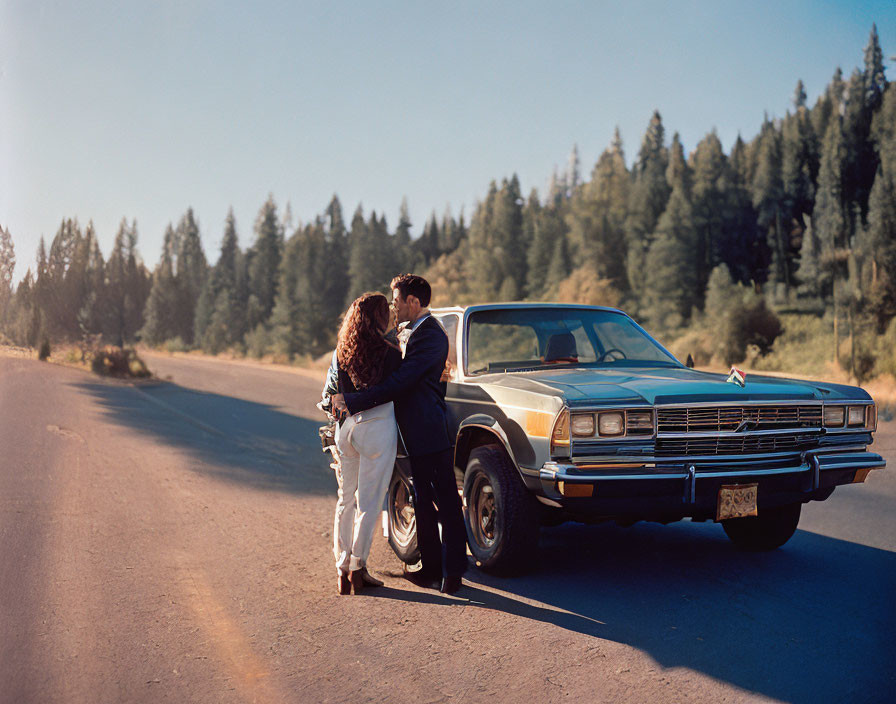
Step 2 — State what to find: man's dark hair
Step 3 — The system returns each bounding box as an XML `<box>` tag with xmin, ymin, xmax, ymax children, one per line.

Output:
<box><xmin>391</xmin><ymin>274</ymin><xmax>432</xmax><ymax>307</ymax></box>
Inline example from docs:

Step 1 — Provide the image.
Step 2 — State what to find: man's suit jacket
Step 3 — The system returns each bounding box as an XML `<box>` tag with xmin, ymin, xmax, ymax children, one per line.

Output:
<box><xmin>343</xmin><ymin>315</ymin><xmax>450</xmax><ymax>457</ymax></box>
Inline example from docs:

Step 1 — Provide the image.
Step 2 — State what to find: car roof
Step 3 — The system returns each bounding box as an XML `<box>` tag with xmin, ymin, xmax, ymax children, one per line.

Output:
<box><xmin>430</xmin><ymin>302</ymin><xmax>626</xmax><ymax>316</ymax></box>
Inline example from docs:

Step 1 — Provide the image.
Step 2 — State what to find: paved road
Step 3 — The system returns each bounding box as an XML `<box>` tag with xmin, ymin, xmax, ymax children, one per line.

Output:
<box><xmin>2</xmin><ymin>352</ymin><xmax>894</xmax><ymax>703</ymax></box>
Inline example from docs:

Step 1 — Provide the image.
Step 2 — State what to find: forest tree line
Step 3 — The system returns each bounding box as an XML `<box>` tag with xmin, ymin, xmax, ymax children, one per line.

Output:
<box><xmin>0</xmin><ymin>26</ymin><xmax>893</xmax><ymax>372</ymax></box>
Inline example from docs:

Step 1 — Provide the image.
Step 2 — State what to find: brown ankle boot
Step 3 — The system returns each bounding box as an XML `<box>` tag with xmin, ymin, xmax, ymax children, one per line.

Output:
<box><xmin>337</xmin><ymin>571</ymin><xmax>351</xmax><ymax>595</ymax></box>
<box><xmin>349</xmin><ymin>569</ymin><xmax>364</xmax><ymax>595</ymax></box>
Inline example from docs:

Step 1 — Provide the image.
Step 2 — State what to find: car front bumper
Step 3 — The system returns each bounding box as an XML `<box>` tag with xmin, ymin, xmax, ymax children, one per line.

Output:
<box><xmin>537</xmin><ymin>451</ymin><xmax>886</xmax><ymax>521</ymax></box>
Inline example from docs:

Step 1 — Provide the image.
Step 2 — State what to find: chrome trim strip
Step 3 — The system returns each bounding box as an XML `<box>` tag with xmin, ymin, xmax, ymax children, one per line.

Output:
<box><xmin>655</xmin><ymin>400</ymin><xmax>827</xmax><ymax>408</ymax></box>
<box><xmin>657</xmin><ymin>428</ymin><xmax>824</xmax><ymax>439</ymax></box>
<box><xmin>541</xmin><ymin>451</ymin><xmax>883</xmax><ymax>483</ymax></box>
<box><xmin>571</xmin><ymin>443</ymin><xmax>869</xmax><ymax>464</ymax></box>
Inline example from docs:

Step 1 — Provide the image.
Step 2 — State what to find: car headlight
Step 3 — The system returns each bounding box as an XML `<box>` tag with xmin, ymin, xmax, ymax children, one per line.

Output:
<box><xmin>867</xmin><ymin>404</ymin><xmax>877</xmax><ymax>431</ymax></box>
<box><xmin>823</xmin><ymin>405</ymin><xmax>845</xmax><ymax>427</ymax></box>
<box><xmin>848</xmin><ymin>406</ymin><xmax>865</xmax><ymax>427</ymax></box>
<box><xmin>598</xmin><ymin>412</ymin><xmax>624</xmax><ymax>436</ymax></box>
<box><xmin>571</xmin><ymin>413</ymin><xmax>595</xmax><ymax>437</ymax></box>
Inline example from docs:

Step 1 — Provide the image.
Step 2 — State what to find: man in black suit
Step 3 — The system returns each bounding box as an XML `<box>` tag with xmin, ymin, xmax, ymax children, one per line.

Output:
<box><xmin>332</xmin><ymin>274</ymin><xmax>467</xmax><ymax>594</ymax></box>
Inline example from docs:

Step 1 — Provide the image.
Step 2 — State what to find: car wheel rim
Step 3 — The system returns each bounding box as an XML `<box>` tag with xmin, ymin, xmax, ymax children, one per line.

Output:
<box><xmin>470</xmin><ymin>473</ymin><xmax>498</xmax><ymax>550</ymax></box>
<box><xmin>390</xmin><ymin>478</ymin><xmax>415</xmax><ymax>547</ymax></box>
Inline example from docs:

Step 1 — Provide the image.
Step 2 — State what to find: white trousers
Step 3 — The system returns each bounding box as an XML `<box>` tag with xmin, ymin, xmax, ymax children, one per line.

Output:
<box><xmin>333</xmin><ymin>401</ymin><xmax>398</xmax><ymax>574</ymax></box>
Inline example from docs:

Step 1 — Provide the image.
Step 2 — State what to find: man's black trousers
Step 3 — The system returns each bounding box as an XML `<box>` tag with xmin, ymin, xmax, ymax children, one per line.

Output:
<box><xmin>409</xmin><ymin>448</ymin><xmax>468</xmax><ymax>578</ymax></box>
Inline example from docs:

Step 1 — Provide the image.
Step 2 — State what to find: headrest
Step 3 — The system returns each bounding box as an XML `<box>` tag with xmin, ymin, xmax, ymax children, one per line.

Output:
<box><xmin>543</xmin><ymin>332</ymin><xmax>578</xmax><ymax>362</ymax></box>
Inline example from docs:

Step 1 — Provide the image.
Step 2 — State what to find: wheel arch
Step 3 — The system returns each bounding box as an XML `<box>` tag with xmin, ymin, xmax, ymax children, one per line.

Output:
<box><xmin>454</xmin><ymin>415</ymin><xmax>520</xmax><ymax>479</ymax></box>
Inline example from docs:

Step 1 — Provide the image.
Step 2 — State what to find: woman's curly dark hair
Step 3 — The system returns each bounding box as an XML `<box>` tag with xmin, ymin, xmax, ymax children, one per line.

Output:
<box><xmin>336</xmin><ymin>292</ymin><xmax>393</xmax><ymax>390</ymax></box>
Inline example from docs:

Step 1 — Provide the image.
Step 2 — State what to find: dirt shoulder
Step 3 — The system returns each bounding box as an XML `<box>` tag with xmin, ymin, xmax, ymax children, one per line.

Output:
<box><xmin>136</xmin><ymin>347</ymin><xmax>330</xmax><ymax>382</ymax></box>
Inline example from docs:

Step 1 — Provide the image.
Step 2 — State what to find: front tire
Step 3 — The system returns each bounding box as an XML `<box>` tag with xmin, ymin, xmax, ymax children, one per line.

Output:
<box><xmin>387</xmin><ymin>460</ymin><xmax>420</xmax><ymax>564</ymax></box>
<box><xmin>463</xmin><ymin>445</ymin><xmax>539</xmax><ymax>573</ymax></box>
<box><xmin>722</xmin><ymin>502</ymin><xmax>801</xmax><ymax>551</ymax></box>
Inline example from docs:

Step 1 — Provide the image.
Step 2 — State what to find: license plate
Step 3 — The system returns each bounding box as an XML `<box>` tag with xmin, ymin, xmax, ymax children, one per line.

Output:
<box><xmin>716</xmin><ymin>483</ymin><xmax>758</xmax><ymax>521</ymax></box>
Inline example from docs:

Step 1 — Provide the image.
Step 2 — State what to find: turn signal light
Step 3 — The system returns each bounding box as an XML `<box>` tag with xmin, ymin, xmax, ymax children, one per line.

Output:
<box><xmin>551</xmin><ymin>409</ymin><xmax>570</xmax><ymax>458</ymax></box>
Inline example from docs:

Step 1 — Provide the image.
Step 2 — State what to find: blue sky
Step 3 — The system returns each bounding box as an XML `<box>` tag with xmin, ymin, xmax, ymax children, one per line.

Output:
<box><xmin>2</xmin><ymin>1</ymin><xmax>894</xmax><ymax>283</ymax></box>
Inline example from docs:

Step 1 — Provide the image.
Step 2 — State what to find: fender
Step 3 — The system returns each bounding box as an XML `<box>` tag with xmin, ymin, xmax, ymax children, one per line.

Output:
<box><xmin>454</xmin><ymin>414</ymin><xmax>523</xmax><ymax>476</ymax></box>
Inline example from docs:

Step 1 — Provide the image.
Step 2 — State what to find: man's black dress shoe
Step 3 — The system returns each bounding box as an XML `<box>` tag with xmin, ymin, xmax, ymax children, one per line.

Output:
<box><xmin>402</xmin><ymin>565</ymin><xmax>439</xmax><ymax>588</ymax></box>
<box><xmin>440</xmin><ymin>575</ymin><xmax>463</xmax><ymax>594</ymax></box>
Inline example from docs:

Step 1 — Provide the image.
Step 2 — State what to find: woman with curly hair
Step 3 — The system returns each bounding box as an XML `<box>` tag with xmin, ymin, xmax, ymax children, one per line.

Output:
<box><xmin>327</xmin><ymin>292</ymin><xmax>402</xmax><ymax>594</ymax></box>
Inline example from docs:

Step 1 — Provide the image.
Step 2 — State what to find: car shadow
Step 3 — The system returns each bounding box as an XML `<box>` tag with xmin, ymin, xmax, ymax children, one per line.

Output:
<box><xmin>459</xmin><ymin>519</ymin><xmax>895</xmax><ymax>703</ymax></box>
<box><xmin>71</xmin><ymin>377</ymin><xmax>336</xmax><ymax>496</ymax></box>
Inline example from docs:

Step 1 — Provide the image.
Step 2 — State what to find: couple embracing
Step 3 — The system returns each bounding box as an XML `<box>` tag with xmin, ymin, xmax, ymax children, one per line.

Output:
<box><xmin>321</xmin><ymin>274</ymin><xmax>467</xmax><ymax>595</ymax></box>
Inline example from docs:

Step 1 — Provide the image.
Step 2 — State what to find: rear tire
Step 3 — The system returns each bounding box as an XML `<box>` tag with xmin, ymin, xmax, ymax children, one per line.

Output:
<box><xmin>463</xmin><ymin>445</ymin><xmax>539</xmax><ymax>574</ymax></box>
<box><xmin>722</xmin><ymin>502</ymin><xmax>801</xmax><ymax>551</ymax></box>
<box><xmin>387</xmin><ymin>460</ymin><xmax>420</xmax><ymax>564</ymax></box>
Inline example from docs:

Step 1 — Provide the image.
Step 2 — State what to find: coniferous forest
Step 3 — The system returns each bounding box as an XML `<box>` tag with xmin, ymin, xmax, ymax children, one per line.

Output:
<box><xmin>1</xmin><ymin>27</ymin><xmax>894</xmax><ymax>381</ymax></box>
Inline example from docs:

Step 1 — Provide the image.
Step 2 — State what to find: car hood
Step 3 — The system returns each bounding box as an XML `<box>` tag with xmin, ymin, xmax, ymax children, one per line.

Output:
<box><xmin>475</xmin><ymin>366</ymin><xmax>871</xmax><ymax>406</ymax></box>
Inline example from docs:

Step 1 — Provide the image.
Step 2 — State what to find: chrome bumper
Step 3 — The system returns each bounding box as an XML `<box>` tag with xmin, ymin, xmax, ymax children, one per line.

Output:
<box><xmin>538</xmin><ymin>451</ymin><xmax>886</xmax><ymax>502</ymax></box>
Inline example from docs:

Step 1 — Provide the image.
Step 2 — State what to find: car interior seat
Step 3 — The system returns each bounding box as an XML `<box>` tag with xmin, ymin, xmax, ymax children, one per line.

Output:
<box><xmin>542</xmin><ymin>332</ymin><xmax>578</xmax><ymax>364</ymax></box>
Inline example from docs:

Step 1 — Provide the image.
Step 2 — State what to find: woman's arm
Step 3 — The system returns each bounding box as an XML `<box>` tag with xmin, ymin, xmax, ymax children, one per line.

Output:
<box><xmin>317</xmin><ymin>349</ymin><xmax>339</xmax><ymax>415</ymax></box>
<box><xmin>338</xmin><ymin>329</ymin><xmax>447</xmax><ymax>415</ymax></box>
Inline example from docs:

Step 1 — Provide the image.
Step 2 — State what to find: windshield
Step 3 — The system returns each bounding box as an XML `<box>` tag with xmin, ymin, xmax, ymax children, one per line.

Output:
<box><xmin>465</xmin><ymin>308</ymin><xmax>680</xmax><ymax>374</ymax></box>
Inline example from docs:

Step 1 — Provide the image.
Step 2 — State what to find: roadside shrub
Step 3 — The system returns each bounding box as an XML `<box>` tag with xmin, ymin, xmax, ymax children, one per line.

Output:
<box><xmin>164</xmin><ymin>336</ymin><xmax>187</xmax><ymax>353</ymax></box>
<box><xmin>245</xmin><ymin>324</ymin><xmax>271</xmax><ymax>359</ymax></box>
<box><xmin>38</xmin><ymin>339</ymin><xmax>51</xmax><ymax>361</ymax></box>
<box><xmin>91</xmin><ymin>346</ymin><xmax>151</xmax><ymax>378</ymax></box>
<box><xmin>703</xmin><ymin>266</ymin><xmax>782</xmax><ymax>365</ymax></box>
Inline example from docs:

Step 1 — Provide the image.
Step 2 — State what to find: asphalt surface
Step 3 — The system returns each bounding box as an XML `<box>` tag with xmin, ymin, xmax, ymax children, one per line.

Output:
<box><xmin>1</xmin><ymin>351</ymin><xmax>894</xmax><ymax>703</ymax></box>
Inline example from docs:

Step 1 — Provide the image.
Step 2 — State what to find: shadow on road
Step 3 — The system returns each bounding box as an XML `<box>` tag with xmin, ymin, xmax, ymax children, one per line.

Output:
<box><xmin>72</xmin><ymin>378</ymin><xmax>336</xmax><ymax>496</ymax></box>
<box><xmin>459</xmin><ymin>519</ymin><xmax>895</xmax><ymax>703</ymax></box>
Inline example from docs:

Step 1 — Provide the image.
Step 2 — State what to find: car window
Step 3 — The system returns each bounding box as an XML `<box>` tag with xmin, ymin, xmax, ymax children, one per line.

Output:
<box><xmin>569</xmin><ymin>323</ymin><xmax>597</xmax><ymax>363</ymax></box>
<box><xmin>466</xmin><ymin>307</ymin><xmax>678</xmax><ymax>374</ymax></box>
<box><xmin>468</xmin><ymin>322</ymin><xmax>540</xmax><ymax>374</ymax></box>
<box><xmin>434</xmin><ymin>313</ymin><xmax>460</xmax><ymax>380</ymax></box>
<box><xmin>593</xmin><ymin>318</ymin><xmax>667</xmax><ymax>360</ymax></box>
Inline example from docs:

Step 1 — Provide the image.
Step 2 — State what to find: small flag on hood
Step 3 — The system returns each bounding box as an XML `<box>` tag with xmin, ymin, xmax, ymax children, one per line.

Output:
<box><xmin>727</xmin><ymin>366</ymin><xmax>746</xmax><ymax>387</ymax></box>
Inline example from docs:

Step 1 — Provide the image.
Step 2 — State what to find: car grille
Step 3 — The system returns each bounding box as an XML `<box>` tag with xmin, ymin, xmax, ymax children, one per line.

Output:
<box><xmin>655</xmin><ymin>434</ymin><xmax>817</xmax><ymax>457</ymax></box>
<box><xmin>656</xmin><ymin>405</ymin><xmax>822</xmax><ymax>433</ymax></box>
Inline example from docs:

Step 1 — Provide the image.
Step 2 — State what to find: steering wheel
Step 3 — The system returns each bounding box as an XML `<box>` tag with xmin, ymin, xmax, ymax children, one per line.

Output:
<box><xmin>597</xmin><ymin>348</ymin><xmax>626</xmax><ymax>363</ymax></box>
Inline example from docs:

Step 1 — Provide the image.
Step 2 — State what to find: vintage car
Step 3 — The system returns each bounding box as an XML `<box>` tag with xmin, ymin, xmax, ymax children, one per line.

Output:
<box><xmin>385</xmin><ymin>303</ymin><xmax>885</xmax><ymax>573</ymax></box>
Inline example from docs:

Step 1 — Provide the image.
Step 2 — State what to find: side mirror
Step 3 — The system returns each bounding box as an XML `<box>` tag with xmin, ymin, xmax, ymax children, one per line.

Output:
<box><xmin>686</xmin><ymin>353</ymin><xmax>695</xmax><ymax>369</ymax></box>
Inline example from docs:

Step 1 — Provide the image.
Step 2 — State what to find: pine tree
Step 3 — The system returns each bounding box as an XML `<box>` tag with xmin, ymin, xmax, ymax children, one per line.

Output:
<box><xmin>566</xmin><ymin>144</ymin><xmax>581</xmax><ymax>194</ymax></box>
<box><xmin>691</xmin><ymin>130</ymin><xmax>733</xmax><ymax>299</ymax></box>
<box><xmin>793</xmin><ymin>80</ymin><xmax>807</xmax><ymax>110</ymax></box>
<box><xmin>196</xmin><ymin>208</ymin><xmax>243</xmax><ymax>350</ymax></box>
<box><xmin>625</xmin><ymin>111</ymin><xmax>670</xmax><ymax>307</ymax></box>
<box><xmin>751</xmin><ymin>120</ymin><xmax>786</xmax><ymax>292</ymax></box>
<box><xmin>0</xmin><ymin>225</ymin><xmax>15</xmax><ymax>327</ymax></box>
<box><xmin>393</xmin><ymin>198</ymin><xmax>414</xmax><ymax>272</ymax></box>
<box><xmin>726</xmin><ymin>136</ymin><xmax>763</xmax><ymax>285</ymax></box>
<box><xmin>75</xmin><ymin>221</ymin><xmax>105</xmax><ymax>337</ymax></box>
<box><xmin>813</xmin><ymin>115</ymin><xmax>849</xmax><ymax>298</ymax></box>
<box><xmin>171</xmin><ymin>210</ymin><xmax>207</xmax><ymax>344</ymax></box>
<box><xmin>292</xmin><ymin>221</ymin><xmax>334</xmax><ymax>355</ymax></box>
<box><xmin>269</xmin><ymin>229</ymin><xmax>301</xmax><ymax>359</ymax></box>
<box><xmin>865</xmin><ymin>84</ymin><xmax>896</xmax><ymax>326</ymax></box>
<box><xmin>544</xmin><ymin>234</ymin><xmax>571</xmax><ymax>289</ymax></box>
<box><xmin>524</xmin><ymin>191</ymin><xmax>549</xmax><ymax>297</ymax></box>
<box><xmin>466</xmin><ymin>178</ymin><xmax>527</xmax><ymax>301</ymax></box>
<box><xmin>321</xmin><ymin>195</ymin><xmax>350</xmax><ymax>330</ymax></box>
<box><xmin>642</xmin><ymin>158</ymin><xmax>698</xmax><ymax>327</ymax></box>
<box><xmin>566</xmin><ymin>128</ymin><xmax>630</xmax><ymax>291</ymax></box>
<box><xmin>140</xmin><ymin>225</ymin><xmax>178</xmax><ymax>345</ymax></box>
<box><xmin>247</xmin><ymin>196</ymin><xmax>281</xmax><ymax>333</ymax></box>
<box><xmin>863</xmin><ymin>24</ymin><xmax>887</xmax><ymax>110</ymax></box>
